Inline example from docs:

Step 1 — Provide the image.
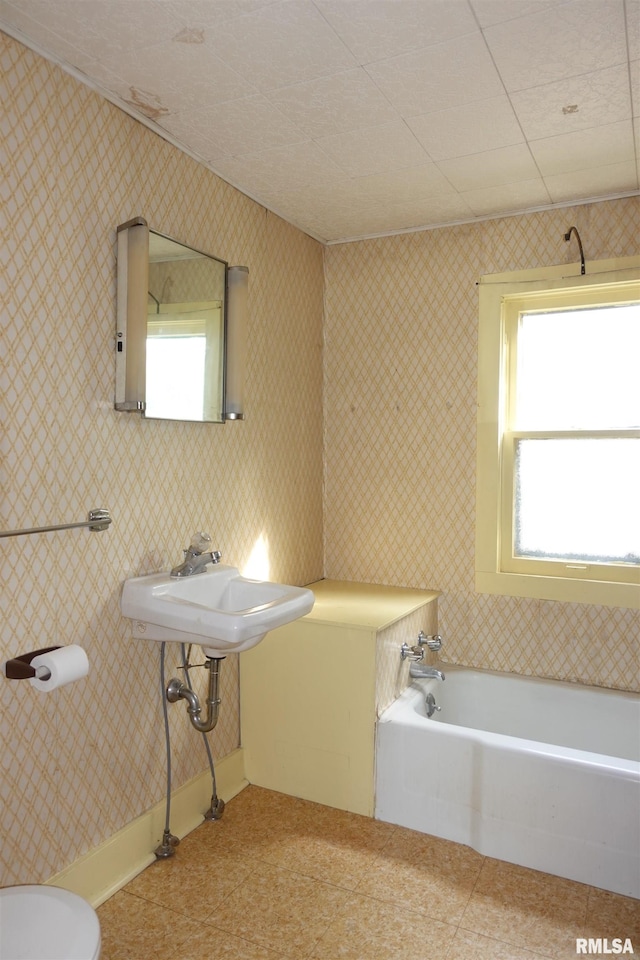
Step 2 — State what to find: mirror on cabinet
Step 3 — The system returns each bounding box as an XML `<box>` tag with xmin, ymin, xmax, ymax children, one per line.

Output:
<box><xmin>115</xmin><ymin>218</ymin><xmax>228</xmax><ymax>422</ymax></box>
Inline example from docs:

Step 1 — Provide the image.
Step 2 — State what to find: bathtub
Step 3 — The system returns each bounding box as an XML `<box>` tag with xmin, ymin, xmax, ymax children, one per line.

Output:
<box><xmin>375</xmin><ymin>665</ymin><xmax>640</xmax><ymax>898</ymax></box>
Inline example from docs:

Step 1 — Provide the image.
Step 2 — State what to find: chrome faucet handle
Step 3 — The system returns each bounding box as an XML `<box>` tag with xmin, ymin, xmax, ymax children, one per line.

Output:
<box><xmin>417</xmin><ymin>630</ymin><xmax>443</xmax><ymax>652</ymax></box>
<box><xmin>400</xmin><ymin>642</ymin><xmax>424</xmax><ymax>663</ymax></box>
<box><xmin>188</xmin><ymin>532</ymin><xmax>213</xmax><ymax>556</ymax></box>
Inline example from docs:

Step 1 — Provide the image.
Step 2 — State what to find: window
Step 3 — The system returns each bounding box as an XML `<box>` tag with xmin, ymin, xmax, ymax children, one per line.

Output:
<box><xmin>145</xmin><ymin>301</ymin><xmax>223</xmax><ymax>421</ymax></box>
<box><xmin>476</xmin><ymin>257</ymin><xmax>640</xmax><ymax>608</ymax></box>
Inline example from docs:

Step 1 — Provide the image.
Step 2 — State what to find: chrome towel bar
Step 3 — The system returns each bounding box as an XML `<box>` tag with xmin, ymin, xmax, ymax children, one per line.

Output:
<box><xmin>0</xmin><ymin>508</ymin><xmax>112</xmax><ymax>539</ymax></box>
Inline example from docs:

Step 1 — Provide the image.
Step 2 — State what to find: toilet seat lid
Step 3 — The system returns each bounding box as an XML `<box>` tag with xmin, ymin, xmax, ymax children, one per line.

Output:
<box><xmin>0</xmin><ymin>885</ymin><xmax>101</xmax><ymax>960</ymax></box>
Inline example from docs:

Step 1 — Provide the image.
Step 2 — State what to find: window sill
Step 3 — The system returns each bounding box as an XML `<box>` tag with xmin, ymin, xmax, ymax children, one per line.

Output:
<box><xmin>475</xmin><ymin>570</ymin><xmax>640</xmax><ymax>610</ymax></box>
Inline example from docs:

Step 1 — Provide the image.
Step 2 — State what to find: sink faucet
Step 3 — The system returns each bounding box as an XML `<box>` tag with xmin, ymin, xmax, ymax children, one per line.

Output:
<box><xmin>409</xmin><ymin>662</ymin><xmax>445</xmax><ymax>681</ymax></box>
<box><xmin>170</xmin><ymin>533</ymin><xmax>221</xmax><ymax>578</ymax></box>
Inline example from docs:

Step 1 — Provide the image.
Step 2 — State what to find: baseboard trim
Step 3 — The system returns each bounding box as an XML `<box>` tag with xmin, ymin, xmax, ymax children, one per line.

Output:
<box><xmin>46</xmin><ymin>748</ymin><xmax>247</xmax><ymax>907</ymax></box>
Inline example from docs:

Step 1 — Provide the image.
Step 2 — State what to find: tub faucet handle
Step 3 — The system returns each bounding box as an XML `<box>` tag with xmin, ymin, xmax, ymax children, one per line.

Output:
<box><xmin>400</xmin><ymin>642</ymin><xmax>424</xmax><ymax>663</ymax></box>
<box><xmin>418</xmin><ymin>631</ymin><xmax>443</xmax><ymax>652</ymax></box>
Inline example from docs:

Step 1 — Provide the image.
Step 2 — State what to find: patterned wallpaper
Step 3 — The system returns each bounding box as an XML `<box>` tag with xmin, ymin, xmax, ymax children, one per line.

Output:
<box><xmin>1</xmin><ymin>32</ymin><xmax>324</xmax><ymax>887</ymax></box>
<box><xmin>2</xmin><ymin>25</ymin><xmax>638</xmax><ymax>893</ymax></box>
<box><xmin>324</xmin><ymin>197</ymin><xmax>640</xmax><ymax>693</ymax></box>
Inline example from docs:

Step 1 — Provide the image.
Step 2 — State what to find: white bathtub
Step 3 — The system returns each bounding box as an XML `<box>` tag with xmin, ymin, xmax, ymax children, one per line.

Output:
<box><xmin>375</xmin><ymin>665</ymin><xmax>640</xmax><ymax>898</ymax></box>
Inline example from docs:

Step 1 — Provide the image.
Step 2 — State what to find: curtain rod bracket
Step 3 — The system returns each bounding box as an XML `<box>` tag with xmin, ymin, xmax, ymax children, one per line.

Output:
<box><xmin>564</xmin><ymin>226</ymin><xmax>585</xmax><ymax>275</ymax></box>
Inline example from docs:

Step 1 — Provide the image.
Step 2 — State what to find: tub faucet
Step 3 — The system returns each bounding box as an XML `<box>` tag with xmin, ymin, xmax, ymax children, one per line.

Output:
<box><xmin>409</xmin><ymin>663</ymin><xmax>445</xmax><ymax>681</ymax></box>
<box><xmin>170</xmin><ymin>532</ymin><xmax>221</xmax><ymax>578</ymax></box>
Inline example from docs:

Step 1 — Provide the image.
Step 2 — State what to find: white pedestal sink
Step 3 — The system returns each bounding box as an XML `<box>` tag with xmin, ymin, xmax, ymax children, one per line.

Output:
<box><xmin>121</xmin><ymin>563</ymin><xmax>314</xmax><ymax>657</ymax></box>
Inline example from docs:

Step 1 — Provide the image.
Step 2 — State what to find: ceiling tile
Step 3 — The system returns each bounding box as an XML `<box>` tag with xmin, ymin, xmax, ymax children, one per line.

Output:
<box><xmin>310</xmin><ymin>209</ymin><xmax>394</xmax><ymax>242</ymax></box>
<box><xmin>95</xmin><ymin>38</ymin><xmax>256</xmax><ymax>115</ymax></box>
<box><xmin>544</xmin><ymin>160</ymin><xmax>639</xmax><ymax>202</ymax></box>
<box><xmin>164</xmin><ymin>0</ymin><xmax>279</xmax><ymax>28</ymax></box>
<box><xmin>461</xmin><ymin>178</ymin><xmax>551</xmax><ymax>217</ymax></box>
<box><xmin>156</xmin><ymin>113</ymin><xmax>227</xmax><ymax>163</ymax></box>
<box><xmin>632</xmin><ymin>60</ymin><xmax>640</xmax><ymax>117</ymax></box>
<box><xmin>4</xmin><ymin>0</ymin><xmax>184</xmax><ymax>60</ymax></box>
<box><xmin>272</xmin><ymin>190</ymin><xmax>382</xmax><ymax>227</ymax></box>
<box><xmin>436</xmin><ymin>143</ymin><xmax>539</xmax><ymax>192</ymax></box>
<box><xmin>164</xmin><ymin>95</ymin><xmax>307</xmax><ymax>158</ymax></box>
<box><xmin>378</xmin><ymin>194</ymin><xmax>477</xmax><ymax>231</ymax></box>
<box><xmin>315</xmin><ymin>120</ymin><xmax>429</xmax><ymax>177</ymax></box>
<box><xmin>510</xmin><ymin>64</ymin><xmax>632</xmax><ymax>140</ymax></box>
<box><xmin>314</xmin><ymin>0</ymin><xmax>478</xmax><ymax>63</ymax></box>
<box><xmin>347</xmin><ymin>164</ymin><xmax>456</xmax><ymax>204</ymax></box>
<box><xmin>627</xmin><ymin>0</ymin><xmax>640</xmax><ymax>61</ymax></box>
<box><xmin>470</xmin><ymin>0</ymin><xmax>565</xmax><ymax>29</ymax></box>
<box><xmin>211</xmin><ymin>0</ymin><xmax>356</xmax><ymax>91</ymax></box>
<box><xmin>212</xmin><ymin>139</ymin><xmax>346</xmax><ymax>195</ymax></box>
<box><xmin>266</xmin><ymin>68</ymin><xmax>397</xmax><ymax>139</ymax></box>
<box><xmin>530</xmin><ymin>120</ymin><xmax>635</xmax><ymax>176</ymax></box>
<box><xmin>407</xmin><ymin>95</ymin><xmax>524</xmax><ymax>161</ymax></box>
<box><xmin>484</xmin><ymin>0</ymin><xmax>627</xmax><ymax>93</ymax></box>
<box><xmin>0</xmin><ymin>2</ymin><xmax>96</xmax><ymax>65</ymax></box>
<box><xmin>365</xmin><ymin>32</ymin><xmax>503</xmax><ymax>119</ymax></box>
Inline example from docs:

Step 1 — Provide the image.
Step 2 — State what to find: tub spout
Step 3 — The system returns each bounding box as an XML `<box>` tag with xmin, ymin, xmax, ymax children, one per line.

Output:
<box><xmin>410</xmin><ymin>663</ymin><xmax>445</xmax><ymax>681</ymax></box>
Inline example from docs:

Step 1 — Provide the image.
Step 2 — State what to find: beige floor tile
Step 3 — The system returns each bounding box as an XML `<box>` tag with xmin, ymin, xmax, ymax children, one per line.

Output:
<box><xmin>309</xmin><ymin>891</ymin><xmax>456</xmax><ymax>959</ymax></box>
<box><xmin>460</xmin><ymin>858</ymin><xmax>589</xmax><ymax>959</ymax></box>
<box><xmin>125</xmin><ymin>842</ymin><xmax>251</xmax><ymax>920</ymax></box>
<box><xmin>97</xmin><ymin>890</ymin><xmax>191</xmax><ymax>960</ymax></box>
<box><xmin>192</xmin><ymin>787</ymin><xmax>313</xmax><ymax>860</ymax></box>
<box><xmin>219</xmin><ymin>784</ymin><xmax>315</xmax><ymax>826</ymax></box>
<box><xmin>445</xmin><ymin>929</ymin><xmax>554</xmax><ymax>959</ymax></box>
<box><xmin>257</xmin><ymin>803</ymin><xmax>395</xmax><ymax>890</ymax></box>
<box><xmin>169</xmin><ymin>923</ymin><xmax>288</xmax><ymax>960</ymax></box>
<box><xmin>209</xmin><ymin>860</ymin><xmax>353</xmax><ymax>958</ymax></box>
<box><xmin>583</xmin><ymin>887</ymin><xmax>640</xmax><ymax>945</ymax></box>
<box><xmin>100</xmin><ymin>789</ymin><xmax>636</xmax><ymax>960</ymax></box>
<box><xmin>356</xmin><ymin>826</ymin><xmax>484</xmax><ymax>923</ymax></box>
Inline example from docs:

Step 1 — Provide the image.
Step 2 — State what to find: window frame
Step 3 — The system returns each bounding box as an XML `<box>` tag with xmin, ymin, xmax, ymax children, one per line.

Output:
<box><xmin>475</xmin><ymin>256</ymin><xmax>640</xmax><ymax>609</ymax></box>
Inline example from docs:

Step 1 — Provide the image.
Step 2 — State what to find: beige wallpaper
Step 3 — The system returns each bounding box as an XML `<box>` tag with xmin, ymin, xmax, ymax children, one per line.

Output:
<box><xmin>1</xmin><ymin>32</ymin><xmax>324</xmax><ymax>887</ymax></box>
<box><xmin>2</xmin><ymin>25</ymin><xmax>639</xmax><ymax>894</ymax></box>
<box><xmin>324</xmin><ymin>197</ymin><xmax>640</xmax><ymax>693</ymax></box>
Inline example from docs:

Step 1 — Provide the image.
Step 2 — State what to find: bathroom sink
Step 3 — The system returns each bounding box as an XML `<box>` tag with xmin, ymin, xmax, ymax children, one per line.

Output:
<box><xmin>121</xmin><ymin>564</ymin><xmax>315</xmax><ymax>656</ymax></box>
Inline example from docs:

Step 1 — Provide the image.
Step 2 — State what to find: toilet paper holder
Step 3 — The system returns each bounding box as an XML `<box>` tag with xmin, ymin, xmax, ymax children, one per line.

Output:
<box><xmin>2</xmin><ymin>646</ymin><xmax>61</xmax><ymax>680</ymax></box>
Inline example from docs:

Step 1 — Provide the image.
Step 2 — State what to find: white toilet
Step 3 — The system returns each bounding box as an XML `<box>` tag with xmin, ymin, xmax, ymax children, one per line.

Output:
<box><xmin>0</xmin><ymin>885</ymin><xmax>101</xmax><ymax>960</ymax></box>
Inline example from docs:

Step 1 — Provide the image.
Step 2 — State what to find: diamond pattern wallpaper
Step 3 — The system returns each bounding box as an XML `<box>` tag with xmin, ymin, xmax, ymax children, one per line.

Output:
<box><xmin>1</xmin><ymin>31</ymin><xmax>324</xmax><ymax>887</ymax></box>
<box><xmin>324</xmin><ymin>196</ymin><xmax>640</xmax><ymax>693</ymax></box>
<box><xmin>2</xmin><ymin>25</ymin><xmax>639</xmax><ymax>894</ymax></box>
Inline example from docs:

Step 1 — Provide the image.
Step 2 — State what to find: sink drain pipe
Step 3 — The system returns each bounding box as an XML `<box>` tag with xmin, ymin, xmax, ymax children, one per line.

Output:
<box><xmin>167</xmin><ymin>654</ymin><xmax>222</xmax><ymax>732</ymax></box>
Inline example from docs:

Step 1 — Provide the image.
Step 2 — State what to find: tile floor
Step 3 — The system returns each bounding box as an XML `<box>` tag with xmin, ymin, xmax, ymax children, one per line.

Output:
<box><xmin>97</xmin><ymin>786</ymin><xmax>640</xmax><ymax>960</ymax></box>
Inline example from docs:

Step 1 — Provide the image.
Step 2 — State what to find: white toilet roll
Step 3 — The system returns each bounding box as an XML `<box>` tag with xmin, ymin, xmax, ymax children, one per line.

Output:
<box><xmin>29</xmin><ymin>645</ymin><xmax>89</xmax><ymax>692</ymax></box>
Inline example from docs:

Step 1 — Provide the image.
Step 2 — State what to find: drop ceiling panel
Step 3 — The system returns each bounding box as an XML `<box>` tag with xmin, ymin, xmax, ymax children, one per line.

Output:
<box><xmin>530</xmin><ymin>120</ymin><xmax>636</xmax><ymax>177</ymax></box>
<box><xmin>462</xmin><ymin>178</ymin><xmax>552</xmax><ymax>217</ymax></box>
<box><xmin>544</xmin><ymin>161</ymin><xmax>639</xmax><ymax>203</ymax></box>
<box><xmin>1</xmin><ymin>0</ymin><xmax>637</xmax><ymax>243</ymax></box>
<box><xmin>436</xmin><ymin>143</ymin><xmax>541</xmax><ymax>193</ymax></box>
<box><xmin>266</xmin><ymin>69</ymin><xmax>398</xmax><ymax>139</ymax></box>
<box><xmin>365</xmin><ymin>32</ymin><xmax>504</xmax><ymax>118</ymax></box>
<box><xmin>483</xmin><ymin>0</ymin><xmax>628</xmax><ymax>93</ymax></box>
<box><xmin>510</xmin><ymin>64</ymin><xmax>633</xmax><ymax>141</ymax></box>
<box><xmin>315</xmin><ymin>0</ymin><xmax>479</xmax><ymax>61</ymax></box>
<box><xmin>407</xmin><ymin>95</ymin><xmax>524</xmax><ymax>161</ymax></box>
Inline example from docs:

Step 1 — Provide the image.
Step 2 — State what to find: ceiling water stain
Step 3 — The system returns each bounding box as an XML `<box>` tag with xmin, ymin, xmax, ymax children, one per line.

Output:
<box><xmin>173</xmin><ymin>27</ymin><xmax>205</xmax><ymax>44</ymax></box>
<box><xmin>124</xmin><ymin>88</ymin><xmax>169</xmax><ymax>120</ymax></box>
